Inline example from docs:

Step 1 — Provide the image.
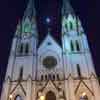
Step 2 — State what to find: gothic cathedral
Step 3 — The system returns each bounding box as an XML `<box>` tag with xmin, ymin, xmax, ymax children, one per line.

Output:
<box><xmin>1</xmin><ymin>0</ymin><xmax>100</xmax><ymax>100</ymax></box>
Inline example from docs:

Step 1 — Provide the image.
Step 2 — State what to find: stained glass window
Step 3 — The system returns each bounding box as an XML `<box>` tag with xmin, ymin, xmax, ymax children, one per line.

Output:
<box><xmin>43</xmin><ymin>56</ymin><xmax>57</xmax><ymax>69</ymax></box>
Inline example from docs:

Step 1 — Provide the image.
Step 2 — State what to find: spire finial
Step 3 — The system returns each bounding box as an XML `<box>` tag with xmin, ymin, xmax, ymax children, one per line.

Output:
<box><xmin>46</xmin><ymin>17</ymin><xmax>51</xmax><ymax>34</ymax></box>
<box><xmin>47</xmin><ymin>28</ymin><xmax>51</xmax><ymax>34</ymax></box>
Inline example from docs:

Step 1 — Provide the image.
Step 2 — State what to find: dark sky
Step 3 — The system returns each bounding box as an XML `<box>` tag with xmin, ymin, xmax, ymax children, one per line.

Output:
<box><xmin>0</xmin><ymin>0</ymin><xmax>100</xmax><ymax>94</ymax></box>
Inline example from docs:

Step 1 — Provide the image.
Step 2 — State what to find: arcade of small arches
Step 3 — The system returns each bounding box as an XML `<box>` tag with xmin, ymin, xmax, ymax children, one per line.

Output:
<box><xmin>40</xmin><ymin>74</ymin><xmax>60</xmax><ymax>81</ymax></box>
<box><xmin>17</xmin><ymin>63</ymin><xmax>82</xmax><ymax>81</ymax></box>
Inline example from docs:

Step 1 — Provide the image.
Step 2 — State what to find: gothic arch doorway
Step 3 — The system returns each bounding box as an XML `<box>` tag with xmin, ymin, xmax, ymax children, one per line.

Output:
<box><xmin>45</xmin><ymin>91</ymin><xmax>56</xmax><ymax>100</ymax></box>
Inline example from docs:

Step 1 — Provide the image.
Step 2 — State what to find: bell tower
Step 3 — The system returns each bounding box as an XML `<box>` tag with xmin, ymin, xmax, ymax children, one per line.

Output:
<box><xmin>1</xmin><ymin>0</ymin><xmax>38</xmax><ymax>100</ymax></box>
<box><xmin>62</xmin><ymin>0</ymin><xmax>95</xmax><ymax>78</ymax></box>
<box><xmin>62</xmin><ymin>0</ymin><xmax>100</xmax><ymax>100</ymax></box>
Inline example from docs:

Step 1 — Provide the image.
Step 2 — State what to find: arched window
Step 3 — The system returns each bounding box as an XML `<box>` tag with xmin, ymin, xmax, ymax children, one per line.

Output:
<box><xmin>76</xmin><ymin>40</ymin><xmax>80</xmax><ymax>51</ymax></box>
<box><xmin>48</xmin><ymin>74</ymin><xmax>51</xmax><ymax>80</ymax></box>
<box><xmin>25</xmin><ymin>43</ymin><xmax>29</xmax><ymax>54</ymax></box>
<box><xmin>15</xmin><ymin>95</ymin><xmax>23</xmax><ymax>100</ymax></box>
<box><xmin>46</xmin><ymin>91</ymin><xmax>56</xmax><ymax>100</ymax></box>
<box><xmin>70</xmin><ymin>40</ymin><xmax>74</xmax><ymax>51</ymax></box>
<box><xmin>41</xmin><ymin>75</ymin><xmax>43</xmax><ymax>80</ymax></box>
<box><xmin>80</xmin><ymin>93</ymin><xmax>88</xmax><ymax>100</ymax></box>
<box><xmin>69</xmin><ymin>21</ymin><xmax>73</xmax><ymax>30</ymax></box>
<box><xmin>57</xmin><ymin>74</ymin><xmax>59</xmax><ymax>80</ymax></box>
<box><xmin>45</xmin><ymin>75</ymin><xmax>48</xmax><ymax>80</ymax></box>
<box><xmin>53</xmin><ymin>75</ymin><xmax>55</xmax><ymax>80</ymax></box>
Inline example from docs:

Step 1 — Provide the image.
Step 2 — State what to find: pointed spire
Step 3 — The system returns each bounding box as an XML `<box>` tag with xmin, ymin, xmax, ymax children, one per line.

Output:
<box><xmin>62</xmin><ymin>0</ymin><xmax>74</xmax><ymax>16</ymax></box>
<box><xmin>15</xmin><ymin>20</ymin><xmax>22</xmax><ymax>37</ymax></box>
<box><xmin>19</xmin><ymin>0</ymin><xmax>38</xmax><ymax>38</ymax></box>
<box><xmin>23</xmin><ymin>0</ymin><xmax>36</xmax><ymax>19</ymax></box>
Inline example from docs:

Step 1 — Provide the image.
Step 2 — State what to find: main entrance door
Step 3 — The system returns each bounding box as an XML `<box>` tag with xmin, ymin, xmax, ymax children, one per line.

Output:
<box><xmin>46</xmin><ymin>91</ymin><xmax>56</xmax><ymax>100</ymax></box>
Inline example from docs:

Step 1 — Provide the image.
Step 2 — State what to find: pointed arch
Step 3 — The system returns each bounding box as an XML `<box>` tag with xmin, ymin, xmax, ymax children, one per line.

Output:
<box><xmin>45</xmin><ymin>75</ymin><xmax>48</xmax><ymax>80</ymax></box>
<box><xmin>53</xmin><ymin>75</ymin><xmax>55</xmax><ymax>80</ymax></box>
<box><xmin>57</xmin><ymin>74</ymin><xmax>59</xmax><ymax>80</ymax></box>
<box><xmin>48</xmin><ymin>74</ymin><xmax>51</xmax><ymax>80</ymax></box>
<box><xmin>46</xmin><ymin>91</ymin><xmax>56</xmax><ymax>100</ymax></box>
<box><xmin>80</xmin><ymin>93</ymin><xmax>88</xmax><ymax>100</ymax></box>
<box><xmin>41</xmin><ymin>75</ymin><xmax>44</xmax><ymax>80</ymax></box>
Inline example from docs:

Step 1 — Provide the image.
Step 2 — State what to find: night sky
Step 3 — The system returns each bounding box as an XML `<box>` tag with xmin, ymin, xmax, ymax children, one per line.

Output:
<box><xmin>0</xmin><ymin>0</ymin><xmax>100</xmax><ymax>94</ymax></box>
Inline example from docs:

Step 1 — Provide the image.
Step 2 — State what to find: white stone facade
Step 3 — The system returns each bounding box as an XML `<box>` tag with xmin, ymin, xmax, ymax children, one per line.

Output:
<box><xmin>1</xmin><ymin>0</ymin><xmax>100</xmax><ymax>100</ymax></box>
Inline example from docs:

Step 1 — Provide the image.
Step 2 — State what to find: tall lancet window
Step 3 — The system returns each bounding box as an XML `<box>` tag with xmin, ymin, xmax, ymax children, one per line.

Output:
<box><xmin>20</xmin><ymin>43</ymin><xmax>23</xmax><ymax>54</ymax></box>
<box><xmin>65</xmin><ymin>23</ymin><xmax>68</xmax><ymax>32</ymax></box>
<box><xmin>77</xmin><ymin>64</ymin><xmax>81</xmax><ymax>77</ymax></box>
<box><xmin>25</xmin><ymin>43</ymin><xmax>29</xmax><ymax>54</ymax></box>
<box><xmin>15</xmin><ymin>95</ymin><xmax>23</xmax><ymax>100</ymax></box>
<box><xmin>76</xmin><ymin>40</ymin><xmax>80</xmax><ymax>51</ymax></box>
<box><xmin>18</xmin><ymin>67</ymin><xmax>23</xmax><ymax>80</ymax></box>
<box><xmin>69</xmin><ymin>21</ymin><xmax>73</xmax><ymax>30</ymax></box>
<box><xmin>70</xmin><ymin>40</ymin><xmax>74</xmax><ymax>51</ymax></box>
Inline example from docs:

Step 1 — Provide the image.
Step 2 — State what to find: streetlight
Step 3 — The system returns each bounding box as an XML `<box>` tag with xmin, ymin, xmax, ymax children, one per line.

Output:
<box><xmin>40</xmin><ymin>95</ymin><xmax>45</xmax><ymax>100</ymax></box>
<box><xmin>9</xmin><ymin>94</ymin><xmax>13</xmax><ymax>100</ymax></box>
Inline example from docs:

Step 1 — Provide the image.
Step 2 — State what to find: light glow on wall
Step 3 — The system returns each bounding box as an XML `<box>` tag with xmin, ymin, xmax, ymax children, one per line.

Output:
<box><xmin>9</xmin><ymin>94</ymin><xmax>13</xmax><ymax>99</ymax></box>
<box><xmin>40</xmin><ymin>95</ymin><xmax>45</xmax><ymax>100</ymax></box>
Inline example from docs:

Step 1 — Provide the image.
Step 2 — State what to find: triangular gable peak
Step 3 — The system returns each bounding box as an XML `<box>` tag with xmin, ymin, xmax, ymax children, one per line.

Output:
<box><xmin>89</xmin><ymin>72</ymin><xmax>97</xmax><ymax>79</ymax></box>
<box><xmin>10</xmin><ymin>82</ymin><xmax>26</xmax><ymax>96</ymax></box>
<box><xmin>41</xmin><ymin>80</ymin><xmax>59</xmax><ymax>94</ymax></box>
<box><xmin>38</xmin><ymin>34</ymin><xmax>62</xmax><ymax>55</ymax></box>
<box><xmin>75</xmin><ymin>80</ymin><xmax>94</xmax><ymax>96</ymax></box>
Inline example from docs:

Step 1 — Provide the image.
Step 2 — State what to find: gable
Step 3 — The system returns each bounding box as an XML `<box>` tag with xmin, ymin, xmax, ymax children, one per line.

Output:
<box><xmin>41</xmin><ymin>80</ymin><xmax>58</xmax><ymax>94</ymax></box>
<box><xmin>38</xmin><ymin>34</ymin><xmax>62</xmax><ymax>55</ymax></box>
<box><xmin>75</xmin><ymin>80</ymin><xmax>94</xmax><ymax>96</ymax></box>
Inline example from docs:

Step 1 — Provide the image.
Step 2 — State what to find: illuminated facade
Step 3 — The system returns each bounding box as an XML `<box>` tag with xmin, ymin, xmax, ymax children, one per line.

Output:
<box><xmin>1</xmin><ymin>0</ymin><xmax>100</xmax><ymax>100</ymax></box>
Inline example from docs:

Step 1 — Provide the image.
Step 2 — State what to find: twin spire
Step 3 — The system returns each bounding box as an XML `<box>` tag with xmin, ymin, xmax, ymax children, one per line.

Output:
<box><xmin>23</xmin><ymin>0</ymin><xmax>74</xmax><ymax>19</ymax></box>
<box><xmin>15</xmin><ymin>0</ymin><xmax>82</xmax><ymax>37</ymax></box>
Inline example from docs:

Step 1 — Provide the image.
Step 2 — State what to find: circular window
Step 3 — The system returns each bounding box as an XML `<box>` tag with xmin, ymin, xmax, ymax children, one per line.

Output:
<box><xmin>43</xmin><ymin>56</ymin><xmax>57</xmax><ymax>69</ymax></box>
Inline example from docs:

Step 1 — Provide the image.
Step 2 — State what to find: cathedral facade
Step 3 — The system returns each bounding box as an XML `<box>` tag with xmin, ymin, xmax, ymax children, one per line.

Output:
<box><xmin>1</xmin><ymin>0</ymin><xmax>100</xmax><ymax>100</ymax></box>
